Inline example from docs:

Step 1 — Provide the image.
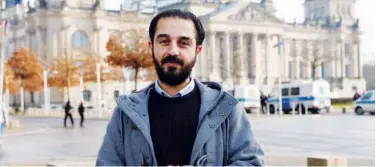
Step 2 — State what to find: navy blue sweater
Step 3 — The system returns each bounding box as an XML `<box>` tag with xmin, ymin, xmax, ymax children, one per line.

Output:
<box><xmin>148</xmin><ymin>86</ymin><xmax>201</xmax><ymax>166</ymax></box>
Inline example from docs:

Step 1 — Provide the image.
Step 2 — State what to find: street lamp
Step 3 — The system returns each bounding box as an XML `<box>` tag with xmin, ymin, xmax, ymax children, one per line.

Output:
<box><xmin>43</xmin><ymin>69</ymin><xmax>57</xmax><ymax>115</ymax></box>
<box><xmin>273</xmin><ymin>39</ymin><xmax>284</xmax><ymax>116</ymax></box>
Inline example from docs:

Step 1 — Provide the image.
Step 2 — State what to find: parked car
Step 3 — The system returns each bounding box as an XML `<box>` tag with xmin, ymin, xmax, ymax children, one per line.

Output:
<box><xmin>353</xmin><ymin>90</ymin><xmax>375</xmax><ymax>115</ymax></box>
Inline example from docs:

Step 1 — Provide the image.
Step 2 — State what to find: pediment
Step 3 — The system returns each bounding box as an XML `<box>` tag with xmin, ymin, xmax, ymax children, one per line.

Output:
<box><xmin>203</xmin><ymin>1</ymin><xmax>284</xmax><ymax>24</ymax></box>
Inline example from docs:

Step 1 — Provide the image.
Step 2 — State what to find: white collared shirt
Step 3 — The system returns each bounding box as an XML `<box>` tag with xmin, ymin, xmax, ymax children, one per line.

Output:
<box><xmin>154</xmin><ymin>78</ymin><xmax>195</xmax><ymax>98</ymax></box>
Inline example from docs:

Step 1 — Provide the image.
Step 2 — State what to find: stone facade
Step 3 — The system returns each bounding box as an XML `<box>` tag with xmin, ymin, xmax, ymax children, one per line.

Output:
<box><xmin>0</xmin><ymin>0</ymin><xmax>366</xmax><ymax>109</ymax></box>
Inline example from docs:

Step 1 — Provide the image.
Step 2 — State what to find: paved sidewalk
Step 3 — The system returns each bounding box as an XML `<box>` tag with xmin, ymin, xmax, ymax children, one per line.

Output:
<box><xmin>4</xmin><ymin>155</ymin><xmax>374</xmax><ymax>166</ymax></box>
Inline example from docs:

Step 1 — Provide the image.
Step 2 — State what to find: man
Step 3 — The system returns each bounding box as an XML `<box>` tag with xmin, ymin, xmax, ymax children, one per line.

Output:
<box><xmin>63</xmin><ymin>101</ymin><xmax>74</xmax><ymax>128</ymax></box>
<box><xmin>353</xmin><ymin>91</ymin><xmax>361</xmax><ymax>101</ymax></box>
<box><xmin>78</xmin><ymin>101</ymin><xmax>85</xmax><ymax>128</ymax></box>
<box><xmin>96</xmin><ymin>9</ymin><xmax>264</xmax><ymax>166</ymax></box>
<box><xmin>260</xmin><ymin>92</ymin><xmax>267</xmax><ymax>114</ymax></box>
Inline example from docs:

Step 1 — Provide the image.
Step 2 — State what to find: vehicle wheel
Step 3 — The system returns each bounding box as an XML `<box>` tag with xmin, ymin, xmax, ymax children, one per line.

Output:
<box><xmin>355</xmin><ymin>107</ymin><xmax>365</xmax><ymax>115</ymax></box>
<box><xmin>370</xmin><ymin>112</ymin><xmax>375</xmax><ymax>115</ymax></box>
<box><xmin>245</xmin><ymin>108</ymin><xmax>251</xmax><ymax>113</ymax></box>
<box><xmin>269</xmin><ymin>105</ymin><xmax>275</xmax><ymax>114</ymax></box>
<box><xmin>311</xmin><ymin>108</ymin><xmax>320</xmax><ymax>114</ymax></box>
<box><xmin>283</xmin><ymin>110</ymin><xmax>291</xmax><ymax>114</ymax></box>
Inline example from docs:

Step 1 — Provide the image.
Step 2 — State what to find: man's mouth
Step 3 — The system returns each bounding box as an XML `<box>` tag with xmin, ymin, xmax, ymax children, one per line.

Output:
<box><xmin>164</xmin><ymin>62</ymin><xmax>180</xmax><ymax>66</ymax></box>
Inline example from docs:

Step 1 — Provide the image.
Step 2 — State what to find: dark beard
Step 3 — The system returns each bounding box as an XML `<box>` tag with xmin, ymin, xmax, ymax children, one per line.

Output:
<box><xmin>153</xmin><ymin>53</ymin><xmax>196</xmax><ymax>86</ymax></box>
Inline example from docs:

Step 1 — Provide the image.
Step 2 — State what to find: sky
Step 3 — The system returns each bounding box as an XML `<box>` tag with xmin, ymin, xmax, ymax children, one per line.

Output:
<box><xmin>25</xmin><ymin>0</ymin><xmax>375</xmax><ymax>63</ymax></box>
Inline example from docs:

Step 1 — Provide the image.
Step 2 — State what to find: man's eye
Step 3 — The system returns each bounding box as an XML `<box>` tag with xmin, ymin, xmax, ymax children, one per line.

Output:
<box><xmin>180</xmin><ymin>41</ymin><xmax>189</xmax><ymax>46</ymax></box>
<box><xmin>159</xmin><ymin>40</ymin><xmax>169</xmax><ymax>45</ymax></box>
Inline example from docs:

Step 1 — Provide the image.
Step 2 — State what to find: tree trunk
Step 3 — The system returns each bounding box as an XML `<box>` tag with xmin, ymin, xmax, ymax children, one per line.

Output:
<box><xmin>134</xmin><ymin>68</ymin><xmax>139</xmax><ymax>92</ymax></box>
<box><xmin>66</xmin><ymin>85</ymin><xmax>70</xmax><ymax>101</ymax></box>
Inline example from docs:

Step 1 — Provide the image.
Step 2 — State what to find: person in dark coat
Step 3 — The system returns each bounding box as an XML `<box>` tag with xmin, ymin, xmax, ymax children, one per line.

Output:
<box><xmin>353</xmin><ymin>92</ymin><xmax>361</xmax><ymax>101</ymax></box>
<box><xmin>78</xmin><ymin>102</ymin><xmax>85</xmax><ymax>128</ymax></box>
<box><xmin>260</xmin><ymin>93</ymin><xmax>267</xmax><ymax>114</ymax></box>
<box><xmin>64</xmin><ymin>101</ymin><xmax>74</xmax><ymax>128</ymax></box>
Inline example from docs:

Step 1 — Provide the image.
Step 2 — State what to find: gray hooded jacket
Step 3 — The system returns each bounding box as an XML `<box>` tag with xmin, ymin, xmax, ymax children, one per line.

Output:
<box><xmin>96</xmin><ymin>79</ymin><xmax>264</xmax><ymax>166</ymax></box>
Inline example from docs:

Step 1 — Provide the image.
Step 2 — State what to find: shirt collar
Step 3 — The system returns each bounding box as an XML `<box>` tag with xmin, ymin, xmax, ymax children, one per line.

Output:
<box><xmin>154</xmin><ymin>78</ymin><xmax>195</xmax><ymax>98</ymax></box>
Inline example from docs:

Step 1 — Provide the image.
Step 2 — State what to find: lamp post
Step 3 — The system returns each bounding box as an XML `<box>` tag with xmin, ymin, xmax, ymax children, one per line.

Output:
<box><xmin>273</xmin><ymin>39</ymin><xmax>284</xmax><ymax>116</ymax></box>
<box><xmin>43</xmin><ymin>70</ymin><xmax>49</xmax><ymax>115</ymax></box>
<box><xmin>96</xmin><ymin>63</ymin><xmax>102</xmax><ymax>117</ymax></box>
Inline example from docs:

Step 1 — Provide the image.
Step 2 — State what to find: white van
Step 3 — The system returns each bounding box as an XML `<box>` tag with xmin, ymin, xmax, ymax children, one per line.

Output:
<box><xmin>234</xmin><ymin>85</ymin><xmax>261</xmax><ymax>113</ymax></box>
<box><xmin>267</xmin><ymin>80</ymin><xmax>331</xmax><ymax>114</ymax></box>
<box><xmin>353</xmin><ymin>90</ymin><xmax>375</xmax><ymax>115</ymax></box>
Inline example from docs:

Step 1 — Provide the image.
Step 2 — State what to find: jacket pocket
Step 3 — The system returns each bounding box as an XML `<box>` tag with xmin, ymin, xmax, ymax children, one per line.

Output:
<box><xmin>196</xmin><ymin>155</ymin><xmax>207</xmax><ymax>166</ymax></box>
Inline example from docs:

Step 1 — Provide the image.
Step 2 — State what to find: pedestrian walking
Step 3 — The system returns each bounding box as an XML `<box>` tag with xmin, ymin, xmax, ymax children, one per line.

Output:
<box><xmin>78</xmin><ymin>102</ymin><xmax>85</xmax><ymax>128</ymax></box>
<box><xmin>96</xmin><ymin>9</ymin><xmax>264</xmax><ymax>166</ymax></box>
<box><xmin>260</xmin><ymin>92</ymin><xmax>267</xmax><ymax>114</ymax></box>
<box><xmin>64</xmin><ymin>101</ymin><xmax>74</xmax><ymax>128</ymax></box>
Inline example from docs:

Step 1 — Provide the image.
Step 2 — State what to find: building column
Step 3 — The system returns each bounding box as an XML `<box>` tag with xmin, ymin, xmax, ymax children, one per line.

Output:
<box><xmin>93</xmin><ymin>26</ymin><xmax>102</xmax><ymax>53</ymax></box>
<box><xmin>340</xmin><ymin>42</ymin><xmax>346</xmax><ymax>78</ymax></box>
<box><xmin>237</xmin><ymin>32</ymin><xmax>248</xmax><ymax>85</ymax></box>
<box><xmin>209</xmin><ymin>31</ymin><xmax>220</xmax><ymax>82</ymax></box>
<box><xmin>295</xmin><ymin>40</ymin><xmax>301</xmax><ymax>80</ymax></box>
<box><xmin>356</xmin><ymin>43</ymin><xmax>362</xmax><ymax>78</ymax></box>
<box><xmin>251</xmin><ymin>33</ymin><xmax>258</xmax><ymax>84</ymax></box>
<box><xmin>281</xmin><ymin>37</ymin><xmax>287</xmax><ymax>81</ymax></box>
<box><xmin>265</xmin><ymin>34</ymin><xmax>270</xmax><ymax>84</ymax></box>
<box><xmin>224</xmin><ymin>32</ymin><xmax>231</xmax><ymax>83</ymax></box>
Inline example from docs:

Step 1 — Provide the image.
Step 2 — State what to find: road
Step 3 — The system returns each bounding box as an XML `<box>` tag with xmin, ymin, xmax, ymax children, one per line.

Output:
<box><xmin>0</xmin><ymin>112</ymin><xmax>374</xmax><ymax>165</ymax></box>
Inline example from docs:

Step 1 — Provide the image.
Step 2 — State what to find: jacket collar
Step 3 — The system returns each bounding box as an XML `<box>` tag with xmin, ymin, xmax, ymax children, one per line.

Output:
<box><xmin>115</xmin><ymin>79</ymin><xmax>238</xmax><ymax>165</ymax></box>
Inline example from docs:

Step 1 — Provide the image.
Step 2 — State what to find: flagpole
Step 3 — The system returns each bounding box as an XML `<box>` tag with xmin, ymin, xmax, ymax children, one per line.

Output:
<box><xmin>273</xmin><ymin>39</ymin><xmax>284</xmax><ymax>116</ymax></box>
<box><xmin>0</xmin><ymin>19</ymin><xmax>7</xmax><ymax>120</ymax></box>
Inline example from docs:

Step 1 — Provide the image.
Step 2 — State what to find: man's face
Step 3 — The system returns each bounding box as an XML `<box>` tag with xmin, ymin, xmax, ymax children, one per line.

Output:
<box><xmin>149</xmin><ymin>18</ymin><xmax>202</xmax><ymax>86</ymax></box>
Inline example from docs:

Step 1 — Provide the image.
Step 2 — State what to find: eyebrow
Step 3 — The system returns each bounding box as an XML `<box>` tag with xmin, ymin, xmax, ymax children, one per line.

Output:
<box><xmin>156</xmin><ymin>34</ymin><xmax>169</xmax><ymax>39</ymax></box>
<box><xmin>156</xmin><ymin>34</ymin><xmax>192</xmax><ymax>41</ymax></box>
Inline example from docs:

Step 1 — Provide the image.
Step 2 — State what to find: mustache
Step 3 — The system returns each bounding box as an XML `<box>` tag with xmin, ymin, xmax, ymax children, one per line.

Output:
<box><xmin>161</xmin><ymin>55</ymin><xmax>184</xmax><ymax>66</ymax></box>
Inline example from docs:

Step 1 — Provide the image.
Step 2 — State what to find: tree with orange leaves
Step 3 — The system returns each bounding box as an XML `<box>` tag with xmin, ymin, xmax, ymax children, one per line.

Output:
<box><xmin>79</xmin><ymin>56</ymin><xmax>122</xmax><ymax>83</ymax></box>
<box><xmin>7</xmin><ymin>47</ymin><xmax>43</xmax><ymax>107</ymax></box>
<box><xmin>105</xmin><ymin>28</ymin><xmax>155</xmax><ymax>91</ymax></box>
<box><xmin>3</xmin><ymin>62</ymin><xmax>21</xmax><ymax>95</ymax></box>
<box><xmin>48</xmin><ymin>55</ymin><xmax>80</xmax><ymax>101</ymax></box>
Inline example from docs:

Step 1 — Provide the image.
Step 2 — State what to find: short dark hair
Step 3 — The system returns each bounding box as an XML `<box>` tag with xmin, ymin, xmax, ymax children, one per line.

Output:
<box><xmin>149</xmin><ymin>9</ymin><xmax>205</xmax><ymax>46</ymax></box>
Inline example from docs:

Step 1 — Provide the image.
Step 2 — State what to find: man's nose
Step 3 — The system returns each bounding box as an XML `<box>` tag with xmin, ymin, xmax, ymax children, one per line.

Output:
<box><xmin>167</xmin><ymin>42</ymin><xmax>179</xmax><ymax>56</ymax></box>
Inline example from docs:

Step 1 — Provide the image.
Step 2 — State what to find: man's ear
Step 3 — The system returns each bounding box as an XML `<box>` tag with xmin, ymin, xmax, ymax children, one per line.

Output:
<box><xmin>148</xmin><ymin>41</ymin><xmax>152</xmax><ymax>49</ymax></box>
<box><xmin>196</xmin><ymin>45</ymin><xmax>203</xmax><ymax>56</ymax></box>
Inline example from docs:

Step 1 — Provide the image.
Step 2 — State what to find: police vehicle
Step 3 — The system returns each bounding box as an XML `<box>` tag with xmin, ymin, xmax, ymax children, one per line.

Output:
<box><xmin>267</xmin><ymin>80</ymin><xmax>331</xmax><ymax>114</ymax></box>
<box><xmin>353</xmin><ymin>90</ymin><xmax>375</xmax><ymax>115</ymax></box>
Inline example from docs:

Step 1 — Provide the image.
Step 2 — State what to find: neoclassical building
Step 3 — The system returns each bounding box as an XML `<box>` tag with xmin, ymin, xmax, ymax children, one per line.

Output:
<box><xmin>1</xmin><ymin>0</ymin><xmax>366</xmax><ymax>109</ymax></box>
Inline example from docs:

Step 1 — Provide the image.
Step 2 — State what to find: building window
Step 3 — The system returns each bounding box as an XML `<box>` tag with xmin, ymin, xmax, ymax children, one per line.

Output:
<box><xmin>299</xmin><ymin>61</ymin><xmax>303</xmax><ymax>79</ymax></box>
<box><xmin>345</xmin><ymin>64</ymin><xmax>351</xmax><ymax>77</ymax></box>
<box><xmin>321</xmin><ymin>62</ymin><xmax>326</xmax><ymax>79</ymax></box>
<box><xmin>288</xmin><ymin>61</ymin><xmax>292</xmax><ymax>79</ymax></box>
<box><xmin>72</xmin><ymin>31</ymin><xmax>89</xmax><ymax>49</ymax></box>
<box><xmin>114</xmin><ymin>90</ymin><xmax>120</xmax><ymax>100</ymax></box>
<box><xmin>345</xmin><ymin>43</ymin><xmax>352</xmax><ymax>56</ymax></box>
<box><xmin>83</xmin><ymin>90</ymin><xmax>91</xmax><ymax>102</ymax></box>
